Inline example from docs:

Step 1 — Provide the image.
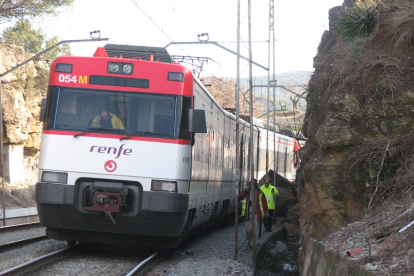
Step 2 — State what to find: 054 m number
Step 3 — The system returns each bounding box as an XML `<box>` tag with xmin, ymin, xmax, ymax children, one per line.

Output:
<box><xmin>58</xmin><ymin>75</ymin><xmax>88</xmax><ymax>84</ymax></box>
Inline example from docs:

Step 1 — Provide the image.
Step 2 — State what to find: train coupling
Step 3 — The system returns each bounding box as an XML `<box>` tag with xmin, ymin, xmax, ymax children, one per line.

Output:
<box><xmin>84</xmin><ymin>181</ymin><xmax>128</xmax><ymax>224</ymax></box>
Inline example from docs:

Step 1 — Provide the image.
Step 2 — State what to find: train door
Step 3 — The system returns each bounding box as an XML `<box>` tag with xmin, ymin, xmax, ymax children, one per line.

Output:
<box><xmin>239</xmin><ymin>134</ymin><xmax>245</xmax><ymax>186</ymax></box>
<box><xmin>284</xmin><ymin>146</ymin><xmax>288</xmax><ymax>178</ymax></box>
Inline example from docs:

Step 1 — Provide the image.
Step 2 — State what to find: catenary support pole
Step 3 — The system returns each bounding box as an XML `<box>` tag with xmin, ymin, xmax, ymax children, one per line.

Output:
<box><xmin>248</xmin><ymin>0</ymin><xmax>257</xmax><ymax>270</ymax></box>
<box><xmin>0</xmin><ymin>79</ymin><xmax>4</xmax><ymax>227</ymax></box>
<box><xmin>234</xmin><ymin>0</ymin><xmax>241</xmax><ymax>261</ymax></box>
<box><xmin>271</xmin><ymin>0</ymin><xmax>277</xmax><ymax>185</ymax></box>
<box><xmin>266</xmin><ymin>0</ymin><xmax>271</xmax><ymax>176</ymax></box>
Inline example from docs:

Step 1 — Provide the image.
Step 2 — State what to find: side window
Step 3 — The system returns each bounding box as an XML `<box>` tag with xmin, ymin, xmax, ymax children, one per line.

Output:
<box><xmin>179</xmin><ymin>96</ymin><xmax>192</xmax><ymax>140</ymax></box>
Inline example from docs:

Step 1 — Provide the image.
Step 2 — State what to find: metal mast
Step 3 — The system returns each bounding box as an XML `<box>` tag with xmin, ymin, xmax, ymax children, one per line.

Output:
<box><xmin>248</xmin><ymin>0</ymin><xmax>257</xmax><ymax>270</ymax></box>
<box><xmin>266</xmin><ymin>0</ymin><xmax>272</xmax><ymax>176</ymax></box>
<box><xmin>234</xmin><ymin>0</ymin><xmax>241</xmax><ymax>261</ymax></box>
<box><xmin>270</xmin><ymin>0</ymin><xmax>277</xmax><ymax>184</ymax></box>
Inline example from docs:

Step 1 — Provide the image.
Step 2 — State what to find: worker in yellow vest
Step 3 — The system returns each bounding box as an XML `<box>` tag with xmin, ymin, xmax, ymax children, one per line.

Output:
<box><xmin>239</xmin><ymin>179</ymin><xmax>269</xmax><ymax>247</ymax></box>
<box><xmin>260</xmin><ymin>177</ymin><xmax>279</xmax><ymax>232</ymax></box>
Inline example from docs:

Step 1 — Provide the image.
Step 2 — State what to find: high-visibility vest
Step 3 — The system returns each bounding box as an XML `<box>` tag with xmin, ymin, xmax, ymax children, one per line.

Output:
<box><xmin>241</xmin><ymin>192</ymin><xmax>265</xmax><ymax>219</ymax></box>
<box><xmin>241</xmin><ymin>197</ymin><xmax>248</xmax><ymax>217</ymax></box>
<box><xmin>91</xmin><ymin>112</ymin><xmax>125</xmax><ymax>129</ymax></box>
<box><xmin>260</xmin><ymin>184</ymin><xmax>278</xmax><ymax>210</ymax></box>
<box><xmin>258</xmin><ymin>192</ymin><xmax>265</xmax><ymax>219</ymax></box>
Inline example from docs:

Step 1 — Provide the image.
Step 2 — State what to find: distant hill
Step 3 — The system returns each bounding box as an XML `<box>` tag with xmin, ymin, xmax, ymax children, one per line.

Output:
<box><xmin>241</xmin><ymin>71</ymin><xmax>312</xmax><ymax>112</ymax></box>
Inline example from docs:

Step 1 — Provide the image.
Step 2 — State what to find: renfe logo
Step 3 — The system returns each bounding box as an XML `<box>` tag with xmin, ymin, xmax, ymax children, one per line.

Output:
<box><xmin>104</xmin><ymin>160</ymin><xmax>117</xmax><ymax>173</ymax></box>
<box><xmin>90</xmin><ymin>144</ymin><xmax>132</xmax><ymax>159</ymax></box>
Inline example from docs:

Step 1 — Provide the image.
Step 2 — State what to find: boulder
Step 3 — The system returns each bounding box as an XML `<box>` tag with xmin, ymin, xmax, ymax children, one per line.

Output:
<box><xmin>287</xmin><ymin>203</ymin><xmax>300</xmax><ymax>225</ymax></box>
<box><xmin>269</xmin><ymin>241</ymin><xmax>288</xmax><ymax>257</ymax></box>
<box><xmin>284</xmin><ymin>222</ymin><xmax>300</xmax><ymax>239</ymax></box>
<box><xmin>274</xmin><ymin>186</ymin><xmax>297</xmax><ymax>218</ymax></box>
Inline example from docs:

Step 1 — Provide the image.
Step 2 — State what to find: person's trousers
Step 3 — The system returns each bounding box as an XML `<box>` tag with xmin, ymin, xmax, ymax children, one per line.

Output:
<box><xmin>264</xmin><ymin>209</ymin><xmax>274</xmax><ymax>230</ymax></box>
<box><xmin>244</xmin><ymin>214</ymin><xmax>263</xmax><ymax>248</ymax></box>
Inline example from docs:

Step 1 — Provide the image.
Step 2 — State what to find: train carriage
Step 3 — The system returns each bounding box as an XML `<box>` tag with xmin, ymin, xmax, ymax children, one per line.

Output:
<box><xmin>35</xmin><ymin>45</ymin><xmax>299</xmax><ymax>247</ymax></box>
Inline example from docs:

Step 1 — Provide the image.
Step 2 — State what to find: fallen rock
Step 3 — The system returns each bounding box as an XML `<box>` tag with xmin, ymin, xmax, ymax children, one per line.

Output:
<box><xmin>269</xmin><ymin>241</ymin><xmax>288</xmax><ymax>257</ymax></box>
<box><xmin>284</xmin><ymin>222</ymin><xmax>300</xmax><ymax>238</ymax></box>
<box><xmin>287</xmin><ymin>203</ymin><xmax>300</xmax><ymax>225</ymax></box>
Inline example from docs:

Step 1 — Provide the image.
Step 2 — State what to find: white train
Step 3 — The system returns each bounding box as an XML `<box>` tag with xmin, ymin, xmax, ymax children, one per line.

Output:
<box><xmin>35</xmin><ymin>45</ymin><xmax>300</xmax><ymax>247</ymax></box>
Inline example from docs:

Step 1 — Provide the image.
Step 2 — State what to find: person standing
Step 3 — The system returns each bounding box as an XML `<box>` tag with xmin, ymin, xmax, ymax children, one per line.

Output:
<box><xmin>239</xmin><ymin>179</ymin><xmax>269</xmax><ymax>247</ymax></box>
<box><xmin>260</xmin><ymin>177</ymin><xmax>279</xmax><ymax>232</ymax></box>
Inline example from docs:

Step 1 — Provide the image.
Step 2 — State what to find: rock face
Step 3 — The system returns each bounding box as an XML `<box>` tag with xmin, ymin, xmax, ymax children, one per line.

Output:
<box><xmin>298</xmin><ymin>1</ymin><xmax>414</xmax><ymax>270</ymax></box>
<box><xmin>0</xmin><ymin>44</ymin><xmax>48</xmax><ymax>206</ymax></box>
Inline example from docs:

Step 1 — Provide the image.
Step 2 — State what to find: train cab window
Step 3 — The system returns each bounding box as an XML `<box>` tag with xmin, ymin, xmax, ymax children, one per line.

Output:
<box><xmin>45</xmin><ymin>87</ymin><xmax>181</xmax><ymax>139</ymax></box>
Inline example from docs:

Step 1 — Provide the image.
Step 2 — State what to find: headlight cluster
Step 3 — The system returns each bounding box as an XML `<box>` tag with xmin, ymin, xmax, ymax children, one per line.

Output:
<box><xmin>108</xmin><ymin>62</ymin><xmax>133</xmax><ymax>75</ymax></box>
<box><xmin>41</xmin><ymin>171</ymin><xmax>68</xmax><ymax>184</ymax></box>
<box><xmin>151</xmin><ymin>180</ymin><xmax>177</xmax><ymax>192</ymax></box>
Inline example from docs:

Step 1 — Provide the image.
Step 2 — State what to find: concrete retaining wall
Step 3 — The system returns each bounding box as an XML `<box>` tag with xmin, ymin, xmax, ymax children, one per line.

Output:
<box><xmin>0</xmin><ymin>207</ymin><xmax>39</xmax><ymax>226</ymax></box>
<box><xmin>302</xmin><ymin>240</ymin><xmax>375</xmax><ymax>276</ymax></box>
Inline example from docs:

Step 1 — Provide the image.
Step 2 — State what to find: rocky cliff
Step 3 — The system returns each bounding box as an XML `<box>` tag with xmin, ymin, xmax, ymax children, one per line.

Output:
<box><xmin>298</xmin><ymin>1</ymin><xmax>414</xmax><ymax>273</ymax></box>
<box><xmin>0</xmin><ymin>43</ymin><xmax>49</xmax><ymax>207</ymax></box>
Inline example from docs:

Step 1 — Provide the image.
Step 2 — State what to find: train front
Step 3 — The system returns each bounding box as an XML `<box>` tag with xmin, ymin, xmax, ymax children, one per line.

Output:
<box><xmin>35</xmin><ymin>45</ymin><xmax>205</xmax><ymax>247</ymax></box>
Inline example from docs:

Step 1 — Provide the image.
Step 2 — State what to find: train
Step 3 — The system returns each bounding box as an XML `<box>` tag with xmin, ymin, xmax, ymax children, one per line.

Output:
<box><xmin>35</xmin><ymin>44</ymin><xmax>300</xmax><ymax>247</ymax></box>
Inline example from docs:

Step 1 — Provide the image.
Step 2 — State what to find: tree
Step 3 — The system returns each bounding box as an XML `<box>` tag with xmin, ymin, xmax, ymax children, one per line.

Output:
<box><xmin>44</xmin><ymin>35</ymin><xmax>71</xmax><ymax>60</ymax></box>
<box><xmin>202</xmin><ymin>76</ymin><xmax>263</xmax><ymax>117</ymax></box>
<box><xmin>0</xmin><ymin>0</ymin><xmax>73</xmax><ymax>24</ymax></box>
<box><xmin>2</xmin><ymin>19</ymin><xmax>71</xmax><ymax>60</ymax></box>
<box><xmin>2</xmin><ymin>19</ymin><xmax>44</xmax><ymax>53</ymax></box>
<box><xmin>290</xmin><ymin>90</ymin><xmax>307</xmax><ymax>113</ymax></box>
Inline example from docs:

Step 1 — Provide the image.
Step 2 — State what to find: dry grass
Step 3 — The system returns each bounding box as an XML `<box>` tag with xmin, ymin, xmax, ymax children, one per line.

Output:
<box><xmin>380</xmin><ymin>1</ymin><xmax>414</xmax><ymax>49</ymax></box>
<box><xmin>320</xmin><ymin>194</ymin><xmax>414</xmax><ymax>275</ymax></box>
<box><xmin>346</xmin><ymin>133</ymin><xmax>414</xmax><ymax>207</ymax></box>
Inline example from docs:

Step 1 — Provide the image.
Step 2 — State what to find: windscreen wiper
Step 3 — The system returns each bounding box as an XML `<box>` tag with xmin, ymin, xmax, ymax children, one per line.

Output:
<box><xmin>74</xmin><ymin>127</ymin><xmax>124</xmax><ymax>138</ymax></box>
<box><xmin>120</xmin><ymin>131</ymin><xmax>170</xmax><ymax>141</ymax></box>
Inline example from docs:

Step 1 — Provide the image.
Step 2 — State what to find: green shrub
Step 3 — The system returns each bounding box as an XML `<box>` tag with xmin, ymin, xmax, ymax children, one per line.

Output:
<box><xmin>338</xmin><ymin>4</ymin><xmax>378</xmax><ymax>39</ymax></box>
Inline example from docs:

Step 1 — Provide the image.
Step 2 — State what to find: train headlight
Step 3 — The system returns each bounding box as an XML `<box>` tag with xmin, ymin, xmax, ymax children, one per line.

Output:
<box><xmin>108</xmin><ymin>62</ymin><xmax>120</xmax><ymax>73</ymax></box>
<box><xmin>108</xmin><ymin>62</ymin><xmax>133</xmax><ymax>75</ymax></box>
<box><xmin>151</xmin><ymin>180</ymin><xmax>177</xmax><ymax>192</ymax></box>
<box><xmin>123</xmin><ymin>64</ymin><xmax>133</xmax><ymax>74</ymax></box>
<box><xmin>41</xmin><ymin>171</ymin><xmax>68</xmax><ymax>184</ymax></box>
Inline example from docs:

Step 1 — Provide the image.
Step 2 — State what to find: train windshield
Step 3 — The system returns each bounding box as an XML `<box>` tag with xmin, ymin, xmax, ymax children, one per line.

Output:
<box><xmin>45</xmin><ymin>87</ymin><xmax>183</xmax><ymax>139</ymax></box>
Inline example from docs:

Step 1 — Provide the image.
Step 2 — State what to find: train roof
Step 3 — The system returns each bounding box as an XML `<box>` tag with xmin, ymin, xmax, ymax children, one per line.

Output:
<box><xmin>104</xmin><ymin>44</ymin><xmax>175</xmax><ymax>63</ymax></box>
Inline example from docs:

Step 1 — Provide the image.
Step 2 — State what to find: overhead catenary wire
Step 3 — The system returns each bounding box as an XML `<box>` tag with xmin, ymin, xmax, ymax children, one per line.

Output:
<box><xmin>164</xmin><ymin>0</ymin><xmax>200</xmax><ymax>35</ymax></box>
<box><xmin>129</xmin><ymin>0</ymin><xmax>188</xmax><ymax>56</ymax></box>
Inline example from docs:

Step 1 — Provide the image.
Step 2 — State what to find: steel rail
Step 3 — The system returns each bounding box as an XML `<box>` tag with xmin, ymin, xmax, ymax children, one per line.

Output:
<box><xmin>0</xmin><ymin>247</ymin><xmax>74</xmax><ymax>276</ymax></box>
<box><xmin>126</xmin><ymin>252</ymin><xmax>159</xmax><ymax>276</ymax></box>
<box><xmin>0</xmin><ymin>235</ymin><xmax>47</xmax><ymax>253</ymax></box>
<box><xmin>0</xmin><ymin>222</ymin><xmax>41</xmax><ymax>233</ymax></box>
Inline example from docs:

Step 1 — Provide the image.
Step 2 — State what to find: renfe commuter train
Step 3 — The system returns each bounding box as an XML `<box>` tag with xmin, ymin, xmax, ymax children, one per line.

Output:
<box><xmin>35</xmin><ymin>45</ymin><xmax>300</xmax><ymax>247</ymax></box>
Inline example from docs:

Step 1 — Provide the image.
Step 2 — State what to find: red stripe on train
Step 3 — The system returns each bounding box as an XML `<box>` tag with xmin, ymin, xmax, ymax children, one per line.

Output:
<box><xmin>43</xmin><ymin>130</ymin><xmax>191</xmax><ymax>145</ymax></box>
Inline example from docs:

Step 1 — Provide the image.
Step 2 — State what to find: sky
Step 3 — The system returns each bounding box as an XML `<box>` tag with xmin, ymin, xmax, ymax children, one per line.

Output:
<box><xmin>7</xmin><ymin>0</ymin><xmax>344</xmax><ymax>78</ymax></box>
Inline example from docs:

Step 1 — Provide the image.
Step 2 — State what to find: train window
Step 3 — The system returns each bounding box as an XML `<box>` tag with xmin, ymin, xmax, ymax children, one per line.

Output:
<box><xmin>179</xmin><ymin>96</ymin><xmax>192</xmax><ymax>140</ymax></box>
<box><xmin>45</xmin><ymin>87</ymin><xmax>180</xmax><ymax>139</ymax></box>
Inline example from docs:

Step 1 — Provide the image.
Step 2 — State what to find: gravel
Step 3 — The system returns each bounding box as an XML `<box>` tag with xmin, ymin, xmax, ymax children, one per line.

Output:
<box><xmin>30</xmin><ymin>249</ymin><xmax>145</xmax><ymax>276</ymax></box>
<box><xmin>0</xmin><ymin>226</ymin><xmax>46</xmax><ymax>244</ymax></box>
<box><xmin>0</xmin><ymin>223</ymin><xmax>261</xmax><ymax>276</ymax></box>
<box><xmin>147</xmin><ymin>224</ymin><xmax>256</xmax><ymax>276</ymax></box>
<box><xmin>0</xmin><ymin>239</ymin><xmax>67</xmax><ymax>272</ymax></box>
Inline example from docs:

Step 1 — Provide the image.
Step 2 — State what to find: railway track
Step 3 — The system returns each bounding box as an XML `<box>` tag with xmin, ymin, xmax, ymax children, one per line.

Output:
<box><xmin>0</xmin><ymin>222</ymin><xmax>41</xmax><ymax>234</ymax></box>
<box><xmin>0</xmin><ymin>242</ymin><xmax>159</xmax><ymax>276</ymax></box>
<box><xmin>126</xmin><ymin>252</ymin><xmax>159</xmax><ymax>276</ymax></box>
<box><xmin>0</xmin><ymin>235</ymin><xmax>47</xmax><ymax>253</ymax></box>
<box><xmin>0</xmin><ymin>247</ymin><xmax>75</xmax><ymax>276</ymax></box>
